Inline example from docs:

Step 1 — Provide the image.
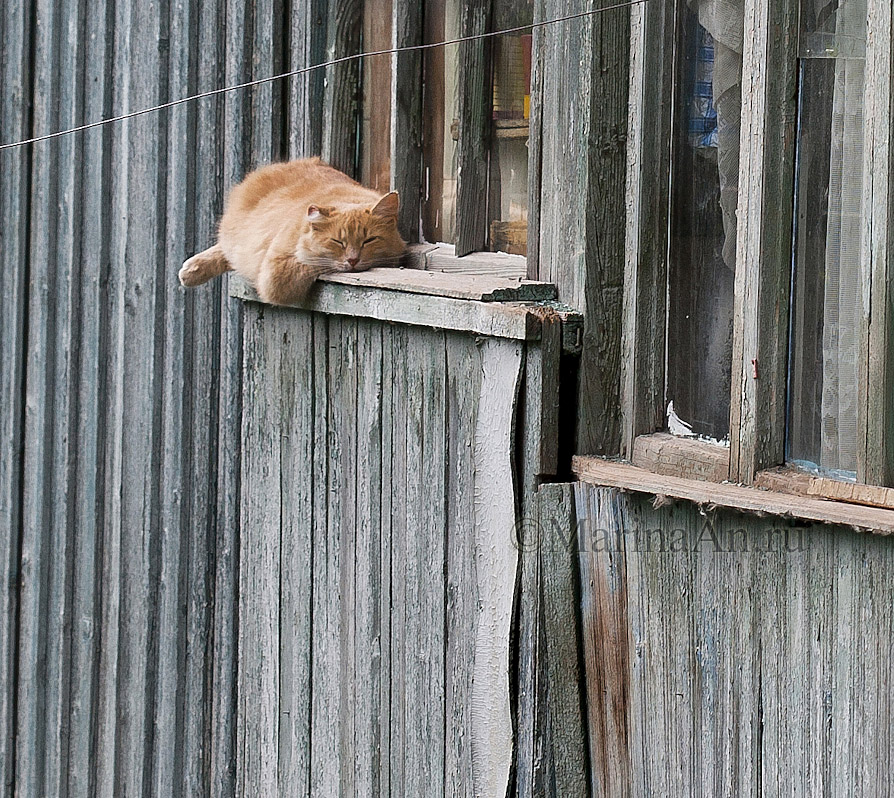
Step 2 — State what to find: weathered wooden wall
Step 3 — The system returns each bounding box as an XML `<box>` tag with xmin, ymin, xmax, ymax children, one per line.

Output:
<box><xmin>0</xmin><ymin>0</ymin><xmax>365</xmax><ymax>795</ymax></box>
<box><xmin>235</xmin><ymin>302</ymin><xmax>528</xmax><ymax>797</ymax></box>
<box><xmin>564</xmin><ymin>482</ymin><xmax>894</xmax><ymax>796</ymax></box>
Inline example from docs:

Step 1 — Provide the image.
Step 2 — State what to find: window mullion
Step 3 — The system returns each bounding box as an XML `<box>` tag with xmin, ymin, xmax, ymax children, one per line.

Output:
<box><xmin>455</xmin><ymin>0</ymin><xmax>493</xmax><ymax>256</ymax></box>
<box><xmin>859</xmin><ymin>0</ymin><xmax>894</xmax><ymax>486</ymax></box>
<box><xmin>619</xmin><ymin>0</ymin><xmax>676</xmax><ymax>458</ymax></box>
<box><xmin>729</xmin><ymin>0</ymin><xmax>799</xmax><ymax>484</ymax></box>
<box><xmin>390</xmin><ymin>0</ymin><xmax>424</xmax><ymax>244</ymax></box>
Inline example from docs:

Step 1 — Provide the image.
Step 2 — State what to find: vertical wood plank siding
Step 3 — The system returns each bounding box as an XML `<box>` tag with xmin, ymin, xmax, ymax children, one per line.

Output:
<box><xmin>0</xmin><ymin>0</ymin><xmax>333</xmax><ymax>793</ymax></box>
<box><xmin>531</xmin><ymin>0</ymin><xmax>630</xmax><ymax>455</ymax></box>
<box><xmin>568</xmin><ymin>483</ymin><xmax>894</xmax><ymax>796</ymax></box>
<box><xmin>237</xmin><ymin>306</ymin><xmax>531</xmax><ymax>796</ymax></box>
<box><xmin>0</xmin><ymin>2</ymin><xmax>32</xmax><ymax>794</ymax></box>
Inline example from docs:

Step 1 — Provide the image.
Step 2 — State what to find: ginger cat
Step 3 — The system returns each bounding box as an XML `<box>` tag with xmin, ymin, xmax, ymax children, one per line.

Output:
<box><xmin>179</xmin><ymin>157</ymin><xmax>406</xmax><ymax>305</ymax></box>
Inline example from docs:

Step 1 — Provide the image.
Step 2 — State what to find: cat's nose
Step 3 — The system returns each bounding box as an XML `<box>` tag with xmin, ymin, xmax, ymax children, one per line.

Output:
<box><xmin>346</xmin><ymin>256</ymin><xmax>359</xmax><ymax>267</ymax></box>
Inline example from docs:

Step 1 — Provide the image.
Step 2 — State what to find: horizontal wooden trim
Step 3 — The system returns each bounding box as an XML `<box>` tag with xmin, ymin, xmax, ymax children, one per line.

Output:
<box><xmin>230</xmin><ymin>273</ymin><xmax>550</xmax><ymax>342</ymax></box>
<box><xmin>632</xmin><ymin>433</ymin><xmax>729</xmax><ymax>482</ymax></box>
<box><xmin>755</xmin><ymin>466</ymin><xmax>894</xmax><ymax>511</ymax></box>
<box><xmin>572</xmin><ymin>456</ymin><xmax>894</xmax><ymax>535</ymax></box>
<box><xmin>405</xmin><ymin>243</ymin><xmax>528</xmax><ymax>279</ymax></box>
<box><xmin>323</xmin><ymin>263</ymin><xmax>555</xmax><ymax>301</ymax></box>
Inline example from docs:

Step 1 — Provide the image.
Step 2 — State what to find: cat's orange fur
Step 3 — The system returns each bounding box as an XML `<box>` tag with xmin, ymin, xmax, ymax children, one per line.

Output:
<box><xmin>179</xmin><ymin>157</ymin><xmax>406</xmax><ymax>305</ymax></box>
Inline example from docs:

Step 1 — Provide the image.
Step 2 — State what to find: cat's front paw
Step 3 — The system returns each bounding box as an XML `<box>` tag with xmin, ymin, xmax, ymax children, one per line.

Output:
<box><xmin>179</xmin><ymin>244</ymin><xmax>231</xmax><ymax>287</ymax></box>
<box><xmin>178</xmin><ymin>255</ymin><xmax>205</xmax><ymax>286</ymax></box>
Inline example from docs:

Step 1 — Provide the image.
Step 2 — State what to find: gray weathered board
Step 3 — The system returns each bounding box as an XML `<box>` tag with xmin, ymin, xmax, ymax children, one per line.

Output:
<box><xmin>0</xmin><ymin>0</ymin><xmax>373</xmax><ymax>795</ymax></box>
<box><xmin>235</xmin><ymin>300</ymin><xmax>551</xmax><ymax>796</ymax></box>
<box><xmin>562</xmin><ymin>480</ymin><xmax>894</xmax><ymax>796</ymax></box>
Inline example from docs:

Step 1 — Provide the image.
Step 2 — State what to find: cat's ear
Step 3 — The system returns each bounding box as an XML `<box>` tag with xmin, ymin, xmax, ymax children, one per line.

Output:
<box><xmin>307</xmin><ymin>205</ymin><xmax>331</xmax><ymax>222</ymax></box>
<box><xmin>370</xmin><ymin>192</ymin><xmax>399</xmax><ymax>219</ymax></box>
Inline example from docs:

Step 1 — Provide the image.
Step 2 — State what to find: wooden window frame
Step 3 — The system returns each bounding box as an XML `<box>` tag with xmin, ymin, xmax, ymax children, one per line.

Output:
<box><xmin>621</xmin><ymin>0</ymin><xmax>894</xmax><ymax>491</ymax></box>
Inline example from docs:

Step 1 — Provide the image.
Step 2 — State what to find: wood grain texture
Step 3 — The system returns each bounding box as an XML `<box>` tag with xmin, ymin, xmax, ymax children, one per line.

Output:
<box><xmin>859</xmin><ymin>0</ymin><xmax>894</xmax><ymax>486</ymax></box>
<box><xmin>321</xmin><ymin>267</ymin><xmax>557</xmax><ymax>302</ymax></box>
<box><xmin>0</xmin><ymin>0</ymin><xmax>32</xmax><ymax>793</ymax></box>
<box><xmin>455</xmin><ymin>0</ymin><xmax>492</xmax><ymax>256</ymax></box>
<box><xmin>619</xmin><ymin>0</ymin><xmax>675</xmax><ymax>456</ymax></box>
<box><xmin>573</xmin><ymin>456</ymin><xmax>894</xmax><ymax>534</ymax></box>
<box><xmin>632</xmin><ymin>433</ymin><xmax>730</xmax><ymax>483</ymax></box>
<box><xmin>230</xmin><ymin>274</ymin><xmax>543</xmax><ymax>341</ymax></box>
<box><xmin>517</xmin><ymin>484</ymin><xmax>588</xmax><ymax>797</ymax></box>
<box><xmin>323</xmin><ymin>0</ymin><xmax>362</xmax><ymax>175</ymax></box>
<box><xmin>729</xmin><ymin>0</ymin><xmax>799</xmax><ymax>482</ymax></box>
<box><xmin>390</xmin><ymin>0</ymin><xmax>423</xmax><ymax>241</ymax></box>
<box><xmin>533</xmin><ymin>0</ymin><xmax>630</xmax><ymax>455</ymax></box>
<box><xmin>573</xmin><ymin>482</ymin><xmax>894</xmax><ymax>796</ymax></box>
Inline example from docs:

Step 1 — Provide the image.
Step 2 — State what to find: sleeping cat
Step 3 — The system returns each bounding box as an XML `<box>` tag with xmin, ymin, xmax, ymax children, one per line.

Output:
<box><xmin>179</xmin><ymin>157</ymin><xmax>406</xmax><ymax>304</ymax></box>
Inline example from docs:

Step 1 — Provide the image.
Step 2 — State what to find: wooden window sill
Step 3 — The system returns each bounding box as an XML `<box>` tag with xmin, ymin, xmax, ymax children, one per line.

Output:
<box><xmin>572</xmin><ymin>456</ymin><xmax>894</xmax><ymax>534</ymax></box>
<box><xmin>228</xmin><ymin>263</ymin><xmax>583</xmax><ymax>351</ymax></box>
<box><xmin>404</xmin><ymin>242</ymin><xmax>528</xmax><ymax>278</ymax></box>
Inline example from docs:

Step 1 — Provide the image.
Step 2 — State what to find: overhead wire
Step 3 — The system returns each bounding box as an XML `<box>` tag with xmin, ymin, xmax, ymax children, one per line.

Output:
<box><xmin>0</xmin><ymin>0</ymin><xmax>650</xmax><ymax>152</ymax></box>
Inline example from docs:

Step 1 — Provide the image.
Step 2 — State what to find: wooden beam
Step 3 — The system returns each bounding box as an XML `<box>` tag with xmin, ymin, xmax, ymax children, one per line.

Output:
<box><xmin>619</xmin><ymin>0</ymin><xmax>675</xmax><ymax>457</ymax></box>
<box><xmin>859</xmin><ymin>0</ymin><xmax>894</xmax><ymax>486</ymax></box>
<box><xmin>322</xmin><ymin>0</ymin><xmax>363</xmax><ymax>176</ymax></box>
<box><xmin>455</xmin><ymin>0</ymin><xmax>491</xmax><ymax>256</ymax></box>
<box><xmin>631</xmin><ymin>433</ymin><xmax>730</xmax><ymax>483</ymax></box>
<box><xmin>321</xmin><ymin>266</ymin><xmax>557</xmax><ymax>301</ymax></box>
<box><xmin>405</xmin><ymin>242</ymin><xmax>528</xmax><ymax>279</ymax></box>
<box><xmin>728</xmin><ymin>0</ymin><xmax>799</xmax><ymax>482</ymax></box>
<box><xmin>573</xmin><ymin>456</ymin><xmax>894</xmax><ymax>535</ymax></box>
<box><xmin>229</xmin><ymin>274</ymin><xmax>543</xmax><ymax>340</ymax></box>
<box><xmin>390</xmin><ymin>0</ymin><xmax>424</xmax><ymax>241</ymax></box>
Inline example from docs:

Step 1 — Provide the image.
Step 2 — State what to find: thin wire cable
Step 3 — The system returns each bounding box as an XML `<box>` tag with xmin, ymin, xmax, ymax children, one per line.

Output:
<box><xmin>0</xmin><ymin>0</ymin><xmax>649</xmax><ymax>152</ymax></box>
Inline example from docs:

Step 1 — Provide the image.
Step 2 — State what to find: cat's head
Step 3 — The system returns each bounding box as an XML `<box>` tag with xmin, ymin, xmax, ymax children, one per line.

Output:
<box><xmin>297</xmin><ymin>192</ymin><xmax>406</xmax><ymax>273</ymax></box>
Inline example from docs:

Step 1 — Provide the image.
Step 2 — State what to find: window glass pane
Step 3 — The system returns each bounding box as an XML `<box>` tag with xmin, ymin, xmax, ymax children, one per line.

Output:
<box><xmin>361</xmin><ymin>0</ymin><xmax>393</xmax><ymax>191</ymax></box>
<box><xmin>422</xmin><ymin>0</ymin><xmax>532</xmax><ymax>252</ymax></box>
<box><xmin>666</xmin><ymin>0</ymin><xmax>744</xmax><ymax>440</ymax></box>
<box><xmin>787</xmin><ymin>0</ymin><xmax>866</xmax><ymax>478</ymax></box>
<box><xmin>489</xmin><ymin>0</ymin><xmax>533</xmax><ymax>255</ymax></box>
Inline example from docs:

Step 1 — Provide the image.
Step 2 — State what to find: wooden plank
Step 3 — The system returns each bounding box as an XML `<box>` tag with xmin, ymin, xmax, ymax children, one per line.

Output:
<box><xmin>386</xmin><ymin>323</ymin><xmax>408</xmax><ymax>795</ymax></box>
<box><xmin>353</xmin><ymin>318</ymin><xmax>384</xmax><ymax>796</ymax></box>
<box><xmin>288</xmin><ymin>0</ymin><xmax>326</xmax><ymax>158</ymax></box>
<box><xmin>237</xmin><ymin>306</ymin><xmax>282</xmax><ymax>797</ymax></box>
<box><xmin>534</xmin><ymin>0</ymin><xmax>630</xmax><ymax>455</ymax></box>
<box><xmin>631</xmin><ymin>433</ymin><xmax>730</xmax><ymax>483</ymax></box>
<box><xmin>67</xmin><ymin>0</ymin><xmax>112</xmax><ymax>789</ymax></box>
<box><xmin>574</xmin><ymin>484</ymin><xmax>631</xmax><ymax>797</ymax></box>
<box><xmin>277</xmin><ymin>309</ymin><xmax>315</xmax><ymax>796</ymax></box>
<box><xmin>728</xmin><ymin>0</ymin><xmax>799</xmax><ymax>482</ymax></box>
<box><xmin>407</xmin><ymin>243</ymin><xmax>528</xmax><ymax>279</ymax></box>
<box><xmin>322</xmin><ymin>0</ymin><xmax>362</xmax><ymax>175</ymax></box>
<box><xmin>390</xmin><ymin>0</ymin><xmax>423</xmax><ymax>241</ymax></box>
<box><xmin>229</xmin><ymin>275</ymin><xmax>542</xmax><ymax>341</ymax></box>
<box><xmin>470</xmin><ymin>338</ymin><xmax>523</xmax><ymax>796</ymax></box>
<box><xmin>454</xmin><ymin>0</ymin><xmax>491</xmax><ymax>256</ymax></box>
<box><xmin>0</xmin><ymin>1</ymin><xmax>31</xmax><ymax>791</ymax></box>
<box><xmin>572</xmin><ymin>457</ymin><xmax>894</xmax><ymax>534</ymax></box>
<box><xmin>517</xmin><ymin>484</ymin><xmax>588</xmax><ymax>797</ymax></box>
<box><xmin>525</xmin><ymin>0</ymin><xmax>545</xmax><ymax>279</ymax></box>
<box><xmin>17</xmin><ymin>0</ymin><xmax>72</xmax><ymax>793</ymax></box>
<box><xmin>859</xmin><ymin>0</ymin><xmax>894</xmax><ymax>486</ymax></box>
<box><xmin>619</xmin><ymin>0</ymin><xmax>675</xmax><ymax>456</ymax></box>
<box><xmin>444</xmin><ymin>333</ymin><xmax>481</xmax><ymax>798</ymax></box>
<box><xmin>320</xmin><ymin>267</ymin><xmax>557</xmax><ymax>301</ymax></box>
<box><xmin>403</xmin><ymin>329</ymin><xmax>448</xmax><ymax>796</ymax></box>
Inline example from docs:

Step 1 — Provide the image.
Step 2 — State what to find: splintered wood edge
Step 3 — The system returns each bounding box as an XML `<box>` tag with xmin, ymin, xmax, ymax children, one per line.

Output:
<box><xmin>229</xmin><ymin>273</ymin><xmax>542</xmax><ymax>341</ymax></box>
<box><xmin>572</xmin><ymin>456</ymin><xmax>894</xmax><ymax>535</ymax></box>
